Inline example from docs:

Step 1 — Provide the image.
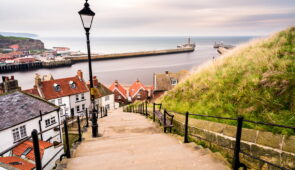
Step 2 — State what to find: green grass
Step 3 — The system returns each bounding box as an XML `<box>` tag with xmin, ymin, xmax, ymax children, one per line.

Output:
<box><xmin>0</xmin><ymin>34</ymin><xmax>31</xmax><ymax>41</ymax></box>
<box><xmin>159</xmin><ymin>27</ymin><xmax>295</xmax><ymax>135</ymax></box>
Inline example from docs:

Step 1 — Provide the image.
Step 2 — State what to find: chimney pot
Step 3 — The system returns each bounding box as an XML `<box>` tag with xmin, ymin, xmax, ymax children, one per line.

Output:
<box><xmin>77</xmin><ymin>70</ymin><xmax>83</xmax><ymax>80</ymax></box>
<box><xmin>165</xmin><ymin>71</ymin><xmax>169</xmax><ymax>74</ymax></box>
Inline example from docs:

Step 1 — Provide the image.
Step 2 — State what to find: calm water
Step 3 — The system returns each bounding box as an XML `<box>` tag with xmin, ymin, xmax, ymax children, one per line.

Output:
<box><xmin>1</xmin><ymin>36</ymin><xmax>255</xmax><ymax>89</ymax></box>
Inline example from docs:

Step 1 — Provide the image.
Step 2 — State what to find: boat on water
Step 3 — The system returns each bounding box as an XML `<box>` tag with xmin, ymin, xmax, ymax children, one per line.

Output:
<box><xmin>177</xmin><ymin>37</ymin><xmax>196</xmax><ymax>49</ymax></box>
<box><xmin>213</xmin><ymin>41</ymin><xmax>235</xmax><ymax>49</ymax></box>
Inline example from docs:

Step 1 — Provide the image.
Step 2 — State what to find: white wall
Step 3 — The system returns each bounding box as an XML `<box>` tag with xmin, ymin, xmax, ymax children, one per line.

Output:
<box><xmin>42</xmin><ymin>145</ymin><xmax>64</xmax><ymax>170</ymax></box>
<box><xmin>100</xmin><ymin>94</ymin><xmax>115</xmax><ymax>110</ymax></box>
<box><xmin>69</xmin><ymin>92</ymin><xmax>90</xmax><ymax>116</ymax></box>
<box><xmin>49</xmin><ymin>96</ymin><xmax>70</xmax><ymax>121</ymax></box>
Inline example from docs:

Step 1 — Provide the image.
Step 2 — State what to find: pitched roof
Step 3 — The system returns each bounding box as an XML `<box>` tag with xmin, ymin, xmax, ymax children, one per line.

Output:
<box><xmin>129</xmin><ymin>80</ymin><xmax>147</xmax><ymax>97</ymax></box>
<box><xmin>87</xmin><ymin>77</ymin><xmax>113</xmax><ymax>99</ymax></box>
<box><xmin>23</xmin><ymin>88</ymin><xmax>40</xmax><ymax>97</ymax></box>
<box><xmin>0</xmin><ymin>91</ymin><xmax>58</xmax><ymax>131</ymax></box>
<box><xmin>12</xmin><ymin>140</ymin><xmax>53</xmax><ymax>161</ymax></box>
<box><xmin>109</xmin><ymin>81</ymin><xmax>127</xmax><ymax>98</ymax></box>
<box><xmin>0</xmin><ymin>156</ymin><xmax>35</xmax><ymax>170</ymax></box>
<box><xmin>40</xmin><ymin>76</ymin><xmax>89</xmax><ymax>100</ymax></box>
<box><xmin>154</xmin><ymin>70</ymin><xmax>189</xmax><ymax>91</ymax></box>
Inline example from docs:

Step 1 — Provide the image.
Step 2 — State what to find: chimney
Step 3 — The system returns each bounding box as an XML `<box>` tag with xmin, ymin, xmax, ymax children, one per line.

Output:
<box><xmin>165</xmin><ymin>71</ymin><xmax>169</xmax><ymax>74</ymax></box>
<box><xmin>93</xmin><ymin>76</ymin><xmax>98</xmax><ymax>86</ymax></box>
<box><xmin>35</xmin><ymin>73</ymin><xmax>42</xmax><ymax>87</ymax></box>
<box><xmin>77</xmin><ymin>70</ymin><xmax>83</xmax><ymax>80</ymax></box>
<box><xmin>136</xmin><ymin>79</ymin><xmax>140</xmax><ymax>83</ymax></box>
<box><xmin>11</xmin><ymin>76</ymin><xmax>14</xmax><ymax>80</ymax></box>
<box><xmin>115</xmin><ymin>80</ymin><xmax>118</xmax><ymax>86</ymax></box>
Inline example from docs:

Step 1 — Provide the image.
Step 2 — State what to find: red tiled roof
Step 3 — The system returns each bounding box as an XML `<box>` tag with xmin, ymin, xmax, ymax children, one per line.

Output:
<box><xmin>129</xmin><ymin>80</ymin><xmax>147</xmax><ymax>97</ymax></box>
<box><xmin>23</xmin><ymin>88</ymin><xmax>40</xmax><ymax>97</ymax></box>
<box><xmin>109</xmin><ymin>81</ymin><xmax>127</xmax><ymax>98</ymax></box>
<box><xmin>40</xmin><ymin>76</ymin><xmax>89</xmax><ymax>100</ymax></box>
<box><xmin>12</xmin><ymin>140</ymin><xmax>53</xmax><ymax>161</ymax></box>
<box><xmin>0</xmin><ymin>156</ymin><xmax>35</xmax><ymax>170</ymax></box>
<box><xmin>9</xmin><ymin>44</ymin><xmax>20</xmax><ymax>49</ymax></box>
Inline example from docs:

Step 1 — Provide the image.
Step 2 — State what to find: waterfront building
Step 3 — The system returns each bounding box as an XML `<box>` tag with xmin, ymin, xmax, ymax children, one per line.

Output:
<box><xmin>109</xmin><ymin>80</ymin><xmax>128</xmax><ymax>105</ymax></box>
<box><xmin>128</xmin><ymin>79</ymin><xmax>150</xmax><ymax>102</ymax></box>
<box><xmin>153</xmin><ymin>70</ymin><xmax>189</xmax><ymax>99</ymax></box>
<box><xmin>0</xmin><ymin>91</ymin><xmax>63</xmax><ymax>170</ymax></box>
<box><xmin>24</xmin><ymin>70</ymin><xmax>90</xmax><ymax>119</ymax></box>
<box><xmin>88</xmin><ymin>76</ymin><xmax>116</xmax><ymax>110</ymax></box>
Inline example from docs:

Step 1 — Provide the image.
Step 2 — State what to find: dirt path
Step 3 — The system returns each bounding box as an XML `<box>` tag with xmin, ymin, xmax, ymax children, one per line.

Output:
<box><xmin>65</xmin><ymin>109</ymin><xmax>229</xmax><ymax>170</ymax></box>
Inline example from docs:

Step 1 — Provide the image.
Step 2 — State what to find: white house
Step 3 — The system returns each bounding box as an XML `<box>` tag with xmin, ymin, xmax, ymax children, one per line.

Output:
<box><xmin>24</xmin><ymin>70</ymin><xmax>90</xmax><ymax>120</ymax></box>
<box><xmin>0</xmin><ymin>91</ymin><xmax>64</xmax><ymax>170</ymax></box>
<box><xmin>88</xmin><ymin>76</ymin><xmax>115</xmax><ymax>110</ymax></box>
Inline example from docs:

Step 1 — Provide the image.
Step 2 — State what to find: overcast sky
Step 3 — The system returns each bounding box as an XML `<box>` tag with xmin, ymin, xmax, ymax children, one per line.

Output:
<box><xmin>0</xmin><ymin>0</ymin><xmax>294</xmax><ymax>37</ymax></box>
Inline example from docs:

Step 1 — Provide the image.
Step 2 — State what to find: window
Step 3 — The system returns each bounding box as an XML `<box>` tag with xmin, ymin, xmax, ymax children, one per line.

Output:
<box><xmin>69</xmin><ymin>81</ymin><xmax>76</xmax><ymax>88</ymax></box>
<box><xmin>45</xmin><ymin>119</ymin><xmax>51</xmax><ymax>127</ymax></box>
<box><xmin>51</xmin><ymin>117</ymin><xmax>56</xmax><ymax>124</ymax></box>
<box><xmin>82</xmin><ymin>104</ymin><xmax>85</xmax><ymax>110</ymax></box>
<box><xmin>117</xmin><ymin>95</ymin><xmax>122</xmax><ymax>99</ymax></box>
<box><xmin>59</xmin><ymin>108</ymin><xmax>63</xmax><ymax>115</ymax></box>
<box><xmin>81</xmin><ymin>93</ymin><xmax>85</xmax><ymax>100</ymax></box>
<box><xmin>105</xmin><ymin>96</ymin><xmax>109</xmax><ymax>101</ymax></box>
<box><xmin>106</xmin><ymin>104</ymin><xmax>110</xmax><ymax>109</ymax></box>
<box><xmin>12</xmin><ymin>125</ymin><xmax>27</xmax><ymax>142</ymax></box>
<box><xmin>76</xmin><ymin>94</ymin><xmax>79</xmax><ymax>101</ymax></box>
<box><xmin>171</xmin><ymin>78</ymin><xmax>178</xmax><ymax>85</ymax></box>
<box><xmin>50</xmin><ymin>100</ymin><xmax>55</xmax><ymax>104</ymax></box>
<box><xmin>58</xmin><ymin>98</ymin><xmax>62</xmax><ymax>105</ymax></box>
<box><xmin>76</xmin><ymin>105</ymin><xmax>80</xmax><ymax>112</ymax></box>
<box><xmin>137</xmin><ymin>94</ymin><xmax>141</xmax><ymax>99</ymax></box>
<box><xmin>53</xmin><ymin>83</ymin><xmax>61</xmax><ymax>92</ymax></box>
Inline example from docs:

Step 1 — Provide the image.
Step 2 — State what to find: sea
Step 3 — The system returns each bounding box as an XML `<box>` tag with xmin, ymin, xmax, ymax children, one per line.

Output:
<box><xmin>1</xmin><ymin>36</ymin><xmax>255</xmax><ymax>89</ymax></box>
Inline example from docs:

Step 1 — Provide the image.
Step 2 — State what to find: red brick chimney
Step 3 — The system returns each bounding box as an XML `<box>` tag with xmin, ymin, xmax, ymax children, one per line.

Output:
<box><xmin>115</xmin><ymin>80</ymin><xmax>118</xmax><ymax>87</ymax></box>
<box><xmin>34</xmin><ymin>73</ymin><xmax>42</xmax><ymax>87</ymax></box>
<box><xmin>77</xmin><ymin>70</ymin><xmax>83</xmax><ymax>80</ymax></box>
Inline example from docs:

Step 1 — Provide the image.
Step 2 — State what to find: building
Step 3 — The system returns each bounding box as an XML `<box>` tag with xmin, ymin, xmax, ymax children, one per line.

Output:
<box><xmin>153</xmin><ymin>70</ymin><xmax>189</xmax><ymax>99</ymax></box>
<box><xmin>53</xmin><ymin>47</ymin><xmax>70</xmax><ymax>56</ymax></box>
<box><xmin>128</xmin><ymin>79</ymin><xmax>149</xmax><ymax>102</ymax></box>
<box><xmin>88</xmin><ymin>76</ymin><xmax>115</xmax><ymax>110</ymax></box>
<box><xmin>14</xmin><ymin>57</ymin><xmax>36</xmax><ymax>63</ymax></box>
<box><xmin>109</xmin><ymin>80</ymin><xmax>128</xmax><ymax>105</ymax></box>
<box><xmin>9</xmin><ymin>44</ymin><xmax>20</xmax><ymax>51</ymax></box>
<box><xmin>0</xmin><ymin>76</ymin><xmax>21</xmax><ymax>94</ymax></box>
<box><xmin>0</xmin><ymin>91</ymin><xmax>63</xmax><ymax>170</ymax></box>
<box><xmin>24</xmin><ymin>70</ymin><xmax>90</xmax><ymax>119</ymax></box>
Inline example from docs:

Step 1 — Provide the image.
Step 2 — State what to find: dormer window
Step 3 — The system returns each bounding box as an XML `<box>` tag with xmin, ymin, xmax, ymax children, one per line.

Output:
<box><xmin>171</xmin><ymin>78</ymin><xmax>178</xmax><ymax>85</ymax></box>
<box><xmin>69</xmin><ymin>81</ymin><xmax>76</xmax><ymax>88</ymax></box>
<box><xmin>53</xmin><ymin>83</ymin><xmax>61</xmax><ymax>92</ymax></box>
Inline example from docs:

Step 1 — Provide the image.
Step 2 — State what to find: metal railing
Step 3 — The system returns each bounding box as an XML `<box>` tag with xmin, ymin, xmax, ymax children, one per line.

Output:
<box><xmin>183</xmin><ymin>112</ymin><xmax>295</xmax><ymax>170</ymax></box>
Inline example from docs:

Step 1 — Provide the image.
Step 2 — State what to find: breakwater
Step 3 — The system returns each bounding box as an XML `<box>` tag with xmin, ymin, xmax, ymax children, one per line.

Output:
<box><xmin>66</xmin><ymin>47</ymin><xmax>195</xmax><ymax>63</ymax></box>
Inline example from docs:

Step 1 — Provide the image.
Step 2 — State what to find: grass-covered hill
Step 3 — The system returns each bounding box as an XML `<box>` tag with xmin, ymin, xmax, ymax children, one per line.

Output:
<box><xmin>160</xmin><ymin>27</ymin><xmax>295</xmax><ymax>134</ymax></box>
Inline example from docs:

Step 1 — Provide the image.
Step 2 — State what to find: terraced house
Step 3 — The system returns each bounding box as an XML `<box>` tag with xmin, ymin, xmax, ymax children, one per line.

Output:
<box><xmin>24</xmin><ymin>70</ymin><xmax>90</xmax><ymax>120</ymax></box>
<box><xmin>109</xmin><ymin>80</ymin><xmax>128</xmax><ymax>105</ymax></box>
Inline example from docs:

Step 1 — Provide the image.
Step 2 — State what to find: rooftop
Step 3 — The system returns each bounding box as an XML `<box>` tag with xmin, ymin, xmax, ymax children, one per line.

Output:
<box><xmin>0</xmin><ymin>156</ymin><xmax>35</xmax><ymax>170</ymax></box>
<box><xmin>0</xmin><ymin>91</ymin><xmax>57</xmax><ymax>131</ymax></box>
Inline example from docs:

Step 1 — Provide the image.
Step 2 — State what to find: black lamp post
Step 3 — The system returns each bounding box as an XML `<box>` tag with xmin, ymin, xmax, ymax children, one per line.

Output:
<box><xmin>78</xmin><ymin>0</ymin><xmax>98</xmax><ymax>137</ymax></box>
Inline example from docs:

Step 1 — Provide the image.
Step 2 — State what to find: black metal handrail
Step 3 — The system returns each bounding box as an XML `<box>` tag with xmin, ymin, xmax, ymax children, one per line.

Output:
<box><xmin>184</xmin><ymin>112</ymin><xmax>295</xmax><ymax>170</ymax></box>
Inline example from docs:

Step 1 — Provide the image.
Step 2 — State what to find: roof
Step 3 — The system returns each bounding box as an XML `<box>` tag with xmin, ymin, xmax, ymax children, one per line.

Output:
<box><xmin>0</xmin><ymin>156</ymin><xmax>35</xmax><ymax>170</ymax></box>
<box><xmin>88</xmin><ymin>77</ymin><xmax>113</xmax><ymax>99</ymax></box>
<box><xmin>129</xmin><ymin>80</ymin><xmax>147</xmax><ymax>97</ymax></box>
<box><xmin>12</xmin><ymin>140</ymin><xmax>53</xmax><ymax>161</ymax></box>
<box><xmin>0</xmin><ymin>91</ymin><xmax>57</xmax><ymax>131</ymax></box>
<box><xmin>154</xmin><ymin>70</ymin><xmax>189</xmax><ymax>91</ymax></box>
<box><xmin>23</xmin><ymin>88</ymin><xmax>40</xmax><ymax>97</ymax></box>
<box><xmin>40</xmin><ymin>76</ymin><xmax>89</xmax><ymax>100</ymax></box>
<box><xmin>109</xmin><ymin>81</ymin><xmax>127</xmax><ymax>98</ymax></box>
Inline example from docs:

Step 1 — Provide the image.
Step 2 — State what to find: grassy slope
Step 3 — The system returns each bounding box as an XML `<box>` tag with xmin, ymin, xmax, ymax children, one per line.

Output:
<box><xmin>160</xmin><ymin>27</ymin><xmax>295</xmax><ymax>134</ymax></box>
<box><xmin>0</xmin><ymin>34</ymin><xmax>31</xmax><ymax>41</ymax></box>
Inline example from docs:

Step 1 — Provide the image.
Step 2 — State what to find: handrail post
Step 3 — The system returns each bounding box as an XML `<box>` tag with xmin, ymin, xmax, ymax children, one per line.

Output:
<box><xmin>233</xmin><ymin>116</ymin><xmax>244</xmax><ymax>170</ymax></box>
<box><xmin>32</xmin><ymin>129</ymin><xmax>42</xmax><ymax>170</ymax></box>
<box><xmin>85</xmin><ymin>108</ymin><xmax>89</xmax><ymax>127</ymax></box>
<box><xmin>184</xmin><ymin>112</ymin><xmax>189</xmax><ymax>143</ymax></box>
<box><xmin>164</xmin><ymin>109</ymin><xmax>167</xmax><ymax>133</ymax></box>
<box><xmin>145</xmin><ymin>101</ymin><xmax>148</xmax><ymax>117</ymax></box>
<box><xmin>77</xmin><ymin>116</ymin><xmax>82</xmax><ymax>142</ymax></box>
<box><xmin>64</xmin><ymin>120</ymin><xmax>71</xmax><ymax>158</ymax></box>
<box><xmin>153</xmin><ymin>103</ymin><xmax>155</xmax><ymax>122</ymax></box>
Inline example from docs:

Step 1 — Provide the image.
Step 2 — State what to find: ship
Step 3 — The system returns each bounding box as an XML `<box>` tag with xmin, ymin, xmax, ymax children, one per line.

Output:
<box><xmin>213</xmin><ymin>41</ymin><xmax>235</xmax><ymax>49</ymax></box>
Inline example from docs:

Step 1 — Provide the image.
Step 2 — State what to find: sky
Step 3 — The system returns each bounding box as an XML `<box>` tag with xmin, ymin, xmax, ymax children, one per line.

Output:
<box><xmin>0</xmin><ymin>0</ymin><xmax>294</xmax><ymax>37</ymax></box>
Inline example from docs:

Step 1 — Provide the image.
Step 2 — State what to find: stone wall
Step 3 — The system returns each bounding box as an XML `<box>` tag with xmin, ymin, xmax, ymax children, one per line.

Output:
<box><xmin>171</xmin><ymin>116</ymin><xmax>295</xmax><ymax>170</ymax></box>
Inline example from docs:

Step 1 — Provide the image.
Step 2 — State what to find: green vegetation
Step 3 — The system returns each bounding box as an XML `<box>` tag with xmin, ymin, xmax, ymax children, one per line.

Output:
<box><xmin>160</xmin><ymin>27</ymin><xmax>295</xmax><ymax>135</ymax></box>
<box><xmin>0</xmin><ymin>34</ymin><xmax>31</xmax><ymax>41</ymax></box>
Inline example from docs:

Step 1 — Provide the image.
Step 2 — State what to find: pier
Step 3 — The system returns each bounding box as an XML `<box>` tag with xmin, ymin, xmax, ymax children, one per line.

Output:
<box><xmin>66</xmin><ymin>47</ymin><xmax>195</xmax><ymax>63</ymax></box>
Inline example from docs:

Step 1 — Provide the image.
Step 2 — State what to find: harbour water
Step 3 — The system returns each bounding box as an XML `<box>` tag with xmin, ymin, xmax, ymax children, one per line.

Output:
<box><xmin>1</xmin><ymin>36</ymin><xmax>255</xmax><ymax>89</ymax></box>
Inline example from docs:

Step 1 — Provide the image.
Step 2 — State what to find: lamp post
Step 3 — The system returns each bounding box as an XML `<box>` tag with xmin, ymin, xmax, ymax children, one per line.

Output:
<box><xmin>78</xmin><ymin>0</ymin><xmax>98</xmax><ymax>137</ymax></box>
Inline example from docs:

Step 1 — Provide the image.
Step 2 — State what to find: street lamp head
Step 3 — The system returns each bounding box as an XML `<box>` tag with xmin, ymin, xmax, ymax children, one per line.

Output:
<box><xmin>78</xmin><ymin>0</ymin><xmax>95</xmax><ymax>31</ymax></box>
